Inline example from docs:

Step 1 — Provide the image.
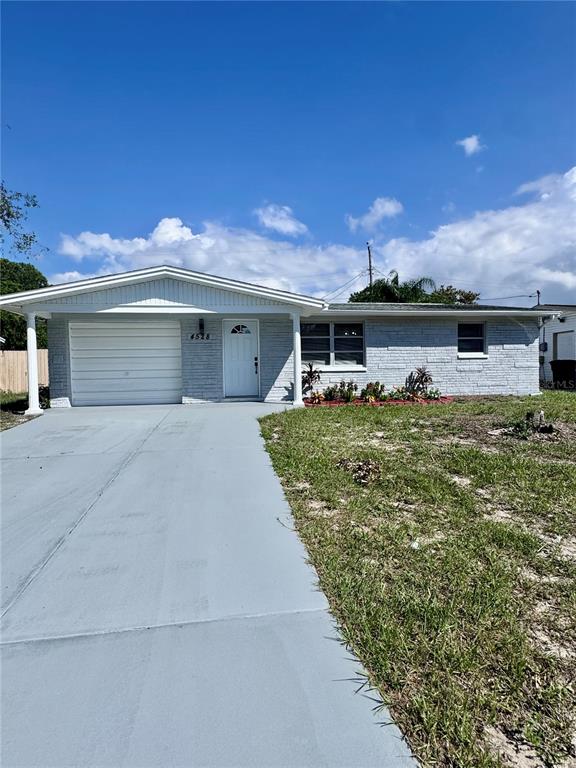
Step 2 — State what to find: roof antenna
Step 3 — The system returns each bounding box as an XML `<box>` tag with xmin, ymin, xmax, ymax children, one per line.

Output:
<box><xmin>536</xmin><ymin>289</ymin><xmax>541</xmax><ymax>306</ymax></box>
<box><xmin>366</xmin><ymin>242</ymin><xmax>373</xmax><ymax>288</ymax></box>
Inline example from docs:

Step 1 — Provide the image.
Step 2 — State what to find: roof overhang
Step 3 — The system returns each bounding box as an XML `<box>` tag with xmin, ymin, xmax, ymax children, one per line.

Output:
<box><xmin>322</xmin><ymin>309</ymin><xmax>557</xmax><ymax>319</ymax></box>
<box><xmin>0</xmin><ymin>265</ymin><xmax>328</xmax><ymax>316</ymax></box>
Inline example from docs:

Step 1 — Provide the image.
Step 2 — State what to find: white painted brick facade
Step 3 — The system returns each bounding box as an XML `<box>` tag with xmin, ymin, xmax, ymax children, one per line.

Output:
<box><xmin>46</xmin><ymin>315</ymin><xmax>541</xmax><ymax>405</ymax></box>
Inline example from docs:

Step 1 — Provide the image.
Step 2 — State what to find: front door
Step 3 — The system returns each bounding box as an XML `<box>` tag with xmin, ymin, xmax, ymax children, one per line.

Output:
<box><xmin>223</xmin><ymin>320</ymin><xmax>260</xmax><ymax>397</ymax></box>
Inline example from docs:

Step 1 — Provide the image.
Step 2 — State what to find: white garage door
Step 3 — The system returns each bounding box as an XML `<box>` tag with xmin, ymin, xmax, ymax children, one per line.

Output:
<box><xmin>70</xmin><ymin>321</ymin><xmax>182</xmax><ymax>406</ymax></box>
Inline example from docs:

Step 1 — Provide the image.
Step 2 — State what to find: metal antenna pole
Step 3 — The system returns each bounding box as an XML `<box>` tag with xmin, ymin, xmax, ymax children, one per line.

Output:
<box><xmin>367</xmin><ymin>242</ymin><xmax>373</xmax><ymax>287</ymax></box>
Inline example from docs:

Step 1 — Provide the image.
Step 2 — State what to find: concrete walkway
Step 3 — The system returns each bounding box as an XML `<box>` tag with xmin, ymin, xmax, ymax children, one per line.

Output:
<box><xmin>1</xmin><ymin>404</ymin><xmax>414</xmax><ymax>767</ymax></box>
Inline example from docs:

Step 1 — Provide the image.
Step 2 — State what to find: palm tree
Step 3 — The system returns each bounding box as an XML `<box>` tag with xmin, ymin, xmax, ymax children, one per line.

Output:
<box><xmin>349</xmin><ymin>270</ymin><xmax>436</xmax><ymax>303</ymax></box>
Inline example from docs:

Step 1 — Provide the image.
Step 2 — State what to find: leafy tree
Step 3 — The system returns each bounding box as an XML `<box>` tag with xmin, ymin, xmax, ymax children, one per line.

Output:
<box><xmin>1</xmin><ymin>259</ymin><xmax>48</xmax><ymax>349</ymax></box>
<box><xmin>0</xmin><ymin>185</ymin><xmax>48</xmax><ymax>348</ymax></box>
<box><xmin>349</xmin><ymin>270</ymin><xmax>479</xmax><ymax>305</ymax></box>
<box><xmin>0</xmin><ymin>184</ymin><xmax>40</xmax><ymax>256</ymax></box>
<box><xmin>427</xmin><ymin>284</ymin><xmax>479</xmax><ymax>305</ymax></box>
<box><xmin>349</xmin><ymin>270</ymin><xmax>436</xmax><ymax>303</ymax></box>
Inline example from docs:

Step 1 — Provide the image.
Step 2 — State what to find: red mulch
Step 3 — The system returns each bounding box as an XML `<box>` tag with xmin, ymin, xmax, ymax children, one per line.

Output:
<box><xmin>303</xmin><ymin>397</ymin><xmax>453</xmax><ymax>408</ymax></box>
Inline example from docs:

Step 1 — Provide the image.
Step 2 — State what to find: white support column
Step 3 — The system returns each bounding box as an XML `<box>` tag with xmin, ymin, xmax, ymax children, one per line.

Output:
<box><xmin>292</xmin><ymin>311</ymin><xmax>304</xmax><ymax>407</ymax></box>
<box><xmin>25</xmin><ymin>312</ymin><xmax>43</xmax><ymax>415</ymax></box>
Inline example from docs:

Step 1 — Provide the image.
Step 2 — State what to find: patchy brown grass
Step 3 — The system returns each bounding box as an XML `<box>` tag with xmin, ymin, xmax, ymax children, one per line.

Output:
<box><xmin>261</xmin><ymin>392</ymin><xmax>576</xmax><ymax>768</ymax></box>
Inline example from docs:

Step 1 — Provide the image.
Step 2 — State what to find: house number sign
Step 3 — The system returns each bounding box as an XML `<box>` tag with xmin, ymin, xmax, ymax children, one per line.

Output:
<box><xmin>190</xmin><ymin>332</ymin><xmax>211</xmax><ymax>341</ymax></box>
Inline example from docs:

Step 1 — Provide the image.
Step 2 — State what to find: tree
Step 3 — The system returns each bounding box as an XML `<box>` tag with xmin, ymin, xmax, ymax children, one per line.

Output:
<box><xmin>426</xmin><ymin>285</ymin><xmax>479</xmax><ymax>305</ymax></box>
<box><xmin>349</xmin><ymin>270</ymin><xmax>436</xmax><ymax>303</ymax></box>
<box><xmin>0</xmin><ymin>185</ymin><xmax>48</xmax><ymax>348</ymax></box>
<box><xmin>1</xmin><ymin>258</ymin><xmax>48</xmax><ymax>349</ymax></box>
<box><xmin>0</xmin><ymin>184</ymin><xmax>40</xmax><ymax>257</ymax></box>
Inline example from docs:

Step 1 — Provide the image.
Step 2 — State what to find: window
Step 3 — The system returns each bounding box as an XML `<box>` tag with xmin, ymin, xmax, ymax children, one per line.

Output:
<box><xmin>231</xmin><ymin>324</ymin><xmax>251</xmax><ymax>334</ymax></box>
<box><xmin>458</xmin><ymin>323</ymin><xmax>485</xmax><ymax>354</ymax></box>
<box><xmin>301</xmin><ymin>322</ymin><xmax>364</xmax><ymax>367</ymax></box>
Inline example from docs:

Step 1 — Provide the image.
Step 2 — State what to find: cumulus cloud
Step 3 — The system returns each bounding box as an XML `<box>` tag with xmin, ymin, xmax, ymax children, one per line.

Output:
<box><xmin>374</xmin><ymin>167</ymin><xmax>576</xmax><ymax>304</ymax></box>
<box><xmin>54</xmin><ymin>217</ymin><xmax>364</xmax><ymax>297</ymax></box>
<box><xmin>456</xmin><ymin>134</ymin><xmax>486</xmax><ymax>157</ymax></box>
<box><xmin>54</xmin><ymin>168</ymin><xmax>576</xmax><ymax>304</ymax></box>
<box><xmin>345</xmin><ymin>197</ymin><xmax>404</xmax><ymax>233</ymax></box>
<box><xmin>253</xmin><ymin>204</ymin><xmax>308</xmax><ymax>236</ymax></box>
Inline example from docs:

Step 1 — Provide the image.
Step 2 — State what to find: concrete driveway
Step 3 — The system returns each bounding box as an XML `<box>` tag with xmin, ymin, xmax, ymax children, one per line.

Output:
<box><xmin>1</xmin><ymin>404</ymin><xmax>413</xmax><ymax>767</ymax></box>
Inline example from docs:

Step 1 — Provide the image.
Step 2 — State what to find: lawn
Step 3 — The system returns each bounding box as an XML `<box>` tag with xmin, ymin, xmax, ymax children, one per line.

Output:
<box><xmin>0</xmin><ymin>391</ymin><xmax>34</xmax><ymax>431</ymax></box>
<box><xmin>260</xmin><ymin>392</ymin><xmax>576</xmax><ymax>768</ymax></box>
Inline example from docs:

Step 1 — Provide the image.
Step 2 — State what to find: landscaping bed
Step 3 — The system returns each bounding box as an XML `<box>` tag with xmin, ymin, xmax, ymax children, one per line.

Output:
<box><xmin>261</xmin><ymin>391</ymin><xmax>576</xmax><ymax>768</ymax></box>
<box><xmin>304</xmin><ymin>396</ymin><xmax>453</xmax><ymax>407</ymax></box>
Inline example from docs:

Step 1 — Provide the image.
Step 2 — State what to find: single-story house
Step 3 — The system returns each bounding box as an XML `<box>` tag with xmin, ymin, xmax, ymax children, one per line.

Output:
<box><xmin>537</xmin><ymin>304</ymin><xmax>576</xmax><ymax>383</ymax></box>
<box><xmin>0</xmin><ymin>265</ymin><xmax>554</xmax><ymax>413</ymax></box>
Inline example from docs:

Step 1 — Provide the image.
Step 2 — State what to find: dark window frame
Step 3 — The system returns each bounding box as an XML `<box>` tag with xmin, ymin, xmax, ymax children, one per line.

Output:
<box><xmin>301</xmin><ymin>321</ymin><xmax>365</xmax><ymax>367</ymax></box>
<box><xmin>457</xmin><ymin>322</ymin><xmax>486</xmax><ymax>355</ymax></box>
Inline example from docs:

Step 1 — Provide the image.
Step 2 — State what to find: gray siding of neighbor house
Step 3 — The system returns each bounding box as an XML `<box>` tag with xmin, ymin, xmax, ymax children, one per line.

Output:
<box><xmin>46</xmin><ymin>315</ymin><xmax>541</xmax><ymax>405</ymax></box>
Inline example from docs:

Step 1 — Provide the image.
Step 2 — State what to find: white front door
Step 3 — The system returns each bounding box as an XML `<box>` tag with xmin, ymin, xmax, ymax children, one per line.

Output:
<box><xmin>223</xmin><ymin>320</ymin><xmax>259</xmax><ymax>397</ymax></box>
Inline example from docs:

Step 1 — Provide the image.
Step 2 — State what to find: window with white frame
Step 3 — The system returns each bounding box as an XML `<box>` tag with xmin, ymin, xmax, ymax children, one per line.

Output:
<box><xmin>457</xmin><ymin>323</ymin><xmax>485</xmax><ymax>354</ymax></box>
<box><xmin>301</xmin><ymin>322</ymin><xmax>364</xmax><ymax>367</ymax></box>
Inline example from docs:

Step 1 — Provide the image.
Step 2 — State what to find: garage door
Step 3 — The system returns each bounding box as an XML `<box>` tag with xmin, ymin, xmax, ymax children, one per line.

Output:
<box><xmin>70</xmin><ymin>321</ymin><xmax>182</xmax><ymax>406</ymax></box>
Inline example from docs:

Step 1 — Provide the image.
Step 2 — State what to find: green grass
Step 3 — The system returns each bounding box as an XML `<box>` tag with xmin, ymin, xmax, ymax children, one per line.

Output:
<box><xmin>0</xmin><ymin>391</ymin><xmax>33</xmax><ymax>430</ymax></box>
<box><xmin>260</xmin><ymin>392</ymin><xmax>576</xmax><ymax>767</ymax></box>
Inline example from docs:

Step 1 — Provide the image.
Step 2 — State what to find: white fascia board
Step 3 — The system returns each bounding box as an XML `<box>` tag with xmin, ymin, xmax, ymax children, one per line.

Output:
<box><xmin>0</xmin><ymin>266</ymin><xmax>327</xmax><ymax>310</ymax></box>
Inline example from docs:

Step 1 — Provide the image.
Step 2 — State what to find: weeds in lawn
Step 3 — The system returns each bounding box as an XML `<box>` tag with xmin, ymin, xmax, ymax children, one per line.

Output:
<box><xmin>260</xmin><ymin>393</ymin><xmax>576</xmax><ymax>768</ymax></box>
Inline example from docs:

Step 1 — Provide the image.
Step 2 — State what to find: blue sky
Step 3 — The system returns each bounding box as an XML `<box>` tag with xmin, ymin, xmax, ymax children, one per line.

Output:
<box><xmin>2</xmin><ymin>1</ymin><xmax>575</xmax><ymax>303</ymax></box>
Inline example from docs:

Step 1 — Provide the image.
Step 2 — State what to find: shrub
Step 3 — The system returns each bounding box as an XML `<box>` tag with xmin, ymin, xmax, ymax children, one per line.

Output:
<box><xmin>322</xmin><ymin>385</ymin><xmax>339</xmax><ymax>401</ymax></box>
<box><xmin>404</xmin><ymin>366</ymin><xmax>433</xmax><ymax>398</ymax></box>
<box><xmin>337</xmin><ymin>380</ymin><xmax>358</xmax><ymax>402</ymax></box>
<box><xmin>309</xmin><ymin>390</ymin><xmax>325</xmax><ymax>404</ymax></box>
<box><xmin>360</xmin><ymin>381</ymin><xmax>386</xmax><ymax>402</ymax></box>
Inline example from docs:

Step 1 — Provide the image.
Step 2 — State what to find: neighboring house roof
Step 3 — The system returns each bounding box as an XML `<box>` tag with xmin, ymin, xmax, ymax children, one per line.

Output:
<box><xmin>534</xmin><ymin>304</ymin><xmax>576</xmax><ymax>311</ymax></box>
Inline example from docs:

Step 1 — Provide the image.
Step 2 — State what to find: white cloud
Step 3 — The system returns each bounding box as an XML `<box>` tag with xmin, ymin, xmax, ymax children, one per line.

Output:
<box><xmin>456</xmin><ymin>134</ymin><xmax>486</xmax><ymax>157</ymax></box>
<box><xmin>54</xmin><ymin>168</ymin><xmax>576</xmax><ymax>304</ymax></box>
<box><xmin>55</xmin><ymin>217</ymin><xmax>365</xmax><ymax>297</ymax></box>
<box><xmin>374</xmin><ymin>167</ymin><xmax>576</xmax><ymax>304</ymax></box>
<box><xmin>345</xmin><ymin>197</ymin><xmax>404</xmax><ymax>233</ymax></box>
<box><xmin>253</xmin><ymin>204</ymin><xmax>308</xmax><ymax>236</ymax></box>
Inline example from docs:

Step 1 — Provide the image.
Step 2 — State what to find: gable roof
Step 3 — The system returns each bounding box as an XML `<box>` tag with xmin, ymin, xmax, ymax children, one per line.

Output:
<box><xmin>0</xmin><ymin>265</ymin><xmax>328</xmax><ymax>312</ymax></box>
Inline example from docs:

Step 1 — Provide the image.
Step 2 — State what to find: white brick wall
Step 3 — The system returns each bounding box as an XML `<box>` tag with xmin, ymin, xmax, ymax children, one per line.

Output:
<box><xmin>303</xmin><ymin>317</ymin><xmax>540</xmax><ymax>397</ymax></box>
<box><xmin>181</xmin><ymin>317</ymin><xmax>224</xmax><ymax>402</ymax></box>
<box><xmin>46</xmin><ymin>315</ymin><xmax>541</xmax><ymax>405</ymax></box>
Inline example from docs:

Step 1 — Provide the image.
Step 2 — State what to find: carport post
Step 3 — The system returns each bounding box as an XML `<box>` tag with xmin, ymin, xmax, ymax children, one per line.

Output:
<box><xmin>25</xmin><ymin>312</ymin><xmax>43</xmax><ymax>416</ymax></box>
<box><xmin>292</xmin><ymin>311</ymin><xmax>304</xmax><ymax>407</ymax></box>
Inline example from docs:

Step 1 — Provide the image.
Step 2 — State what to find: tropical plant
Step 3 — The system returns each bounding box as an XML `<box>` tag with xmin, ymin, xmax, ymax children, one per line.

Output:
<box><xmin>309</xmin><ymin>390</ymin><xmax>325</xmax><ymax>404</ymax></box>
<box><xmin>404</xmin><ymin>366</ymin><xmax>434</xmax><ymax>398</ymax></box>
<box><xmin>337</xmin><ymin>380</ymin><xmax>358</xmax><ymax>402</ymax></box>
<box><xmin>302</xmin><ymin>362</ymin><xmax>321</xmax><ymax>394</ymax></box>
<box><xmin>322</xmin><ymin>385</ymin><xmax>339</xmax><ymax>401</ymax></box>
<box><xmin>349</xmin><ymin>270</ymin><xmax>479</xmax><ymax>305</ymax></box>
<box><xmin>349</xmin><ymin>270</ymin><xmax>436</xmax><ymax>303</ymax></box>
<box><xmin>360</xmin><ymin>381</ymin><xmax>387</xmax><ymax>402</ymax></box>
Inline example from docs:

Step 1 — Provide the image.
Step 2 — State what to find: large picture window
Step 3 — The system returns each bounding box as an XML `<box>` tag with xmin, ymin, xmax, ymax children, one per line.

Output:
<box><xmin>458</xmin><ymin>323</ymin><xmax>485</xmax><ymax>354</ymax></box>
<box><xmin>301</xmin><ymin>322</ymin><xmax>364</xmax><ymax>367</ymax></box>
